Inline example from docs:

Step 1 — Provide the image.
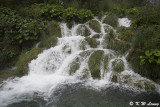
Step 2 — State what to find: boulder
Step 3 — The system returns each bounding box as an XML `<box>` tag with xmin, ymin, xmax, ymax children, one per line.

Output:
<box><xmin>88</xmin><ymin>50</ymin><xmax>104</xmax><ymax>79</ymax></box>
<box><xmin>77</xmin><ymin>25</ymin><xmax>91</xmax><ymax>37</ymax></box>
<box><xmin>88</xmin><ymin>20</ymin><xmax>101</xmax><ymax>33</ymax></box>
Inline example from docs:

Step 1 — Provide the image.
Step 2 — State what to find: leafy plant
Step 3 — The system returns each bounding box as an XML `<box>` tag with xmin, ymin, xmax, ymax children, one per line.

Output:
<box><xmin>140</xmin><ymin>49</ymin><xmax>160</xmax><ymax>65</ymax></box>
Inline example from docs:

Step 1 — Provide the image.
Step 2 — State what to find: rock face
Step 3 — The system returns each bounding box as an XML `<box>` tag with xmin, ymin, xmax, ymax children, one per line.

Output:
<box><xmin>88</xmin><ymin>50</ymin><xmax>104</xmax><ymax>79</ymax></box>
<box><xmin>88</xmin><ymin>20</ymin><xmax>101</xmax><ymax>33</ymax></box>
<box><xmin>77</xmin><ymin>25</ymin><xmax>91</xmax><ymax>37</ymax></box>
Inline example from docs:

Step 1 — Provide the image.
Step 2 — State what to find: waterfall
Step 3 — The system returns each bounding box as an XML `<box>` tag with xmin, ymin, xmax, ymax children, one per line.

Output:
<box><xmin>0</xmin><ymin>17</ymin><xmax>159</xmax><ymax>107</ymax></box>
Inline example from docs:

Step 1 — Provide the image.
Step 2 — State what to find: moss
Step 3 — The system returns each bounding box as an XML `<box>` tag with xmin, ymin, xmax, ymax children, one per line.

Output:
<box><xmin>39</xmin><ymin>35</ymin><xmax>58</xmax><ymax>49</ymax></box>
<box><xmin>92</xmin><ymin>34</ymin><xmax>100</xmax><ymax>38</ymax></box>
<box><xmin>79</xmin><ymin>50</ymin><xmax>93</xmax><ymax>58</ymax></box>
<box><xmin>15</xmin><ymin>47</ymin><xmax>42</xmax><ymax>76</ymax></box>
<box><xmin>85</xmin><ymin>37</ymin><xmax>99</xmax><ymax>48</ymax></box>
<box><xmin>112</xmin><ymin>59</ymin><xmax>124</xmax><ymax>73</ymax></box>
<box><xmin>0</xmin><ymin>68</ymin><xmax>16</xmax><ymax>83</ymax></box>
<box><xmin>79</xmin><ymin>40</ymin><xmax>87</xmax><ymax>50</ymax></box>
<box><xmin>144</xmin><ymin>81</ymin><xmax>156</xmax><ymax>91</ymax></box>
<box><xmin>108</xmin><ymin>40</ymin><xmax>130</xmax><ymax>54</ymax></box>
<box><xmin>69</xmin><ymin>57</ymin><xmax>80</xmax><ymax>75</ymax></box>
<box><xmin>81</xmin><ymin>68</ymin><xmax>89</xmax><ymax>79</ymax></box>
<box><xmin>104</xmin><ymin>54</ymin><xmax>114</xmax><ymax>72</ymax></box>
<box><xmin>44</xmin><ymin>21</ymin><xmax>61</xmax><ymax>37</ymax></box>
<box><xmin>103</xmin><ymin>15</ymin><xmax>118</xmax><ymax>28</ymax></box>
<box><xmin>111</xmin><ymin>73</ymin><xmax>118</xmax><ymax>83</ymax></box>
<box><xmin>88</xmin><ymin>50</ymin><xmax>104</xmax><ymax>79</ymax></box>
<box><xmin>77</xmin><ymin>25</ymin><xmax>91</xmax><ymax>37</ymax></box>
<box><xmin>66</xmin><ymin>21</ymin><xmax>74</xmax><ymax>29</ymax></box>
<box><xmin>88</xmin><ymin>20</ymin><xmax>101</xmax><ymax>33</ymax></box>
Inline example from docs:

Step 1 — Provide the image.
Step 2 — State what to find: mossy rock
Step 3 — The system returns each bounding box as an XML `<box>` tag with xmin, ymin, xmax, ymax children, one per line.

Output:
<box><xmin>66</xmin><ymin>21</ymin><xmax>74</xmax><ymax>29</ymax></box>
<box><xmin>79</xmin><ymin>50</ymin><xmax>93</xmax><ymax>58</ymax></box>
<box><xmin>112</xmin><ymin>59</ymin><xmax>124</xmax><ymax>73</ymax></box>
<box><xmin>104</xmin><ymin>54</ymin><xmax>114</xmax><ymax>73</ymax></box>
<box><xmin>45</xmin><ymin>21</ymin><xmax>61</xmax><ymax>37</ymax></box>
<box><xmin>77</xmin><ymin>25</ymin><xmax>91</xmax><ymax>37</ymax></box>
<box><xmin>88</xmin><ymin>20</ymin><xmax>101</xmax><ymax>33</ymax></box>
<box><xmin>144</xmin><ymin>81</ymin><xmax>156</xmax><ymax>91</ymax></box>
<box><xmin>15</xmin><ymin>47</ymin><xmax>42</xmax><ymax>76</ymax></box>
<box><xmin>111</xmin><ymin>72</ymin><xmax>119</xmax><ymax>83</ymax></box>
<box><xmin>39</xmin><ymin>35</ymin><xmax>58</xmax><ymax>49</ymax></box>
<box><xmin>103</xmin><ymin>15</ymin><xmax>118</xmax><ymax>28</ymax></box>
<box><xmin>134</xmin><ymin>80</ymin><xmax>156</xmax><ymax>91</ymax></box>
<box><xmin>92</xmin><ymin>34</ymin><xmax>100</xmax><ymax>38</ymax></box>
<box><xmin>62</xmin><ymin>45</ymin><xmax>71</xmax><ymax>54</ymax></box>
<box><xmin>85</xmin><ymin>37</ymin><xmax>99</xmax><ymax>48</ymax></box>
<box><xmin>88</xmin><ymin>50</ymin><xmax>104</xmax><ymax>79</ymax></box>
<box><xmin>81</xmin><ymin>68</ymin><xmax>89</xmax><ymax>79</ymax></box>
<box><xmin>79</xmin><ymin>40</ymin><xmax>87</xmax><ymax>50</ymax></box>
<box><xmin>104</xmin><ymin>26</ymin><xmax>112</xmax><ymax>33</ymax></box>
<box><xmin>69</xmin><ymin>57</ymin><xmax>80</xmax><ymax>75</ymax></box>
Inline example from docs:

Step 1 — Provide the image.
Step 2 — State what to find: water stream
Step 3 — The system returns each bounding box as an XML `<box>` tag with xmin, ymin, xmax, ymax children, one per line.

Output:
<box><xmin>0</xmin><ymin>17</ymin><xmax>159</xmax><ymax>107</ymax></box>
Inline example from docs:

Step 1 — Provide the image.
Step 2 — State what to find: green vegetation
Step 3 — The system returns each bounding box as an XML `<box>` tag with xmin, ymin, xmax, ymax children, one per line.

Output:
<box><xmin>103</xmin><ymin>15</ymin><xmax>118</xmax><ymax>28</ymax></box>
<box><xmin>140</xmin><ymin>49</ymin><xmax>160</xmax><ymax>65</ymax></box>
<box><xmin>112</xmin><ymin>59</ymin><xmax>125</xmax><ymax>73</ymax></box>
<box><xmin>88</xmin><ymin>20</ymin><xmax>101</xmax><ymax>33</ymax></box>
<box><xmin>15</xmin><ymin>47</ymin><xmax>42</xmax><ymax>76</ymax></box>
<box><xmin>77</xmin><ymin>25</ymin><xmax>91</xmax><ymax>37</ymax></box>
<box><xmin>88</xmin><ymin>50</ymin><xmax>104</xmax><ymax>79</ymax></box>
<box><xmin>85</xmin><ymin>37</ymin><xmax>99</xmax><ymax>48</ymax></box>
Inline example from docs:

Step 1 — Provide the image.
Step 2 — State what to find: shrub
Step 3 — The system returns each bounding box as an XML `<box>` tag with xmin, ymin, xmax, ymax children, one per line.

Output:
<box><xmin>78</xmin><ymin>9</ymin><xmax>94</xmax><ymax>23</ymax></box>
<box><xmin>140</xmin><ymin>49</ymin><xmax>160</xmax><ymax>65</ymax></box>
<box><xmin>62</xmin><ymin>7</ymin><xmax>79</xmax><ymax>22</ymax></box>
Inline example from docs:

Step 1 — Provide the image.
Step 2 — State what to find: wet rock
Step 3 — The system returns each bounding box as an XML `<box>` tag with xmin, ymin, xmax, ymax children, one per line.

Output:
<box><xmin>69</xmin><ymin>57</ymin><xmax>80</xmax><ymax>75</ymax></box>
<box><xmin>104</xmin><ymin>54</ymin><xmax>114</xmax><ymax>73</ymax></box>
<box><xmin>79</xmin><ymin>40</ymin><xmax>87</xmax><ymax>50</ymax></box>
<box><xmin>88</xmin><ymin>20</ymin><xmax>101</xmax><ymax>33</ymax></box>
<box><xmin>88</xmin><ymin>50</ymin><xmax>104</xmax><ymax>79</ymax></box>
<box><xmin>66</xmin><ymin>21</ymin><xmax>74</xmax><ymax>29</ymax></box>
<box><xmin>77</xmin><ymin>25</ymin><xmax>91</xmax><ymax>37</ymax></box>
<box><xmin>111</xmin><ymin>72</ymin><xmax>119</xmax><ymax>83</ymax></box>
<box><xmin>92</xmin><ymin>34</ymin><xmax>100</xmax><ymax>38</ymax></box>
<box><xmin>112</xmin><ymin>59</ymin><xmax>124</xmax><ymax>73</ymax></box>
<box><xmin>81</xmin><ymin>68</ymin><xmax>89</xmax><ymax>79</ymax></box>
<box><xmin>85</xmin><ymin>37</ymin><xmax>99</xmax><ymax>48</ymax></box>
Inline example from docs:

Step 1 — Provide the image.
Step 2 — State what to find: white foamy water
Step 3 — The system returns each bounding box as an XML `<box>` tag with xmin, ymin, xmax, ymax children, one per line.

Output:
<box><xmin>118</xmin><ymin>18</ymin><xmax>131</xmax><ymax>27</ymax></box>
<box><xmin>0</xmin><ymin>17</ymin><xmax>159</xmax><ymax>106</ymax></box>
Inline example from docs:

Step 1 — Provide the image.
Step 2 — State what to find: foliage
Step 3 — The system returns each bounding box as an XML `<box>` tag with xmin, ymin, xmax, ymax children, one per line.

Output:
<box><xmin>63</xmin><ymin>7</ymin><xmax>78</xmax><ymax>22</ymax></box>
<box><xmin>18</xmin><ymin>19</ymin><xmax>45</xmax><ymax>44</ymax></box>
<box><xmin>140</xmin><ymin>49</ymin><xmax>160</xmax><ymax>65</ymax></box>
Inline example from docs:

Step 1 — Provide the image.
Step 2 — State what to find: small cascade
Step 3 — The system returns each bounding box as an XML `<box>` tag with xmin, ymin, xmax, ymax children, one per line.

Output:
<box><xmin>0</xmin><ymin>16</ymin><xmax>159</xmax><ymax>106</ymax></box>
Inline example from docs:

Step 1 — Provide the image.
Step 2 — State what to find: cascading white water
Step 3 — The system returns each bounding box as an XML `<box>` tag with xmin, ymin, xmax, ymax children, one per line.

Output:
<box><xmin>0</xmin><ymin>16</ymin><xmax>159</xmax><ymax>107</ymax></box>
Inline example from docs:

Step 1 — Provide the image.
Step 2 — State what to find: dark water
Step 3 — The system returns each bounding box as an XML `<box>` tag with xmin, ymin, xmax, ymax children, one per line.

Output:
<box><xmin>7</xmin><ymin>83</ymin><xmax>160</xmax><ymax>107</ymax></box>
